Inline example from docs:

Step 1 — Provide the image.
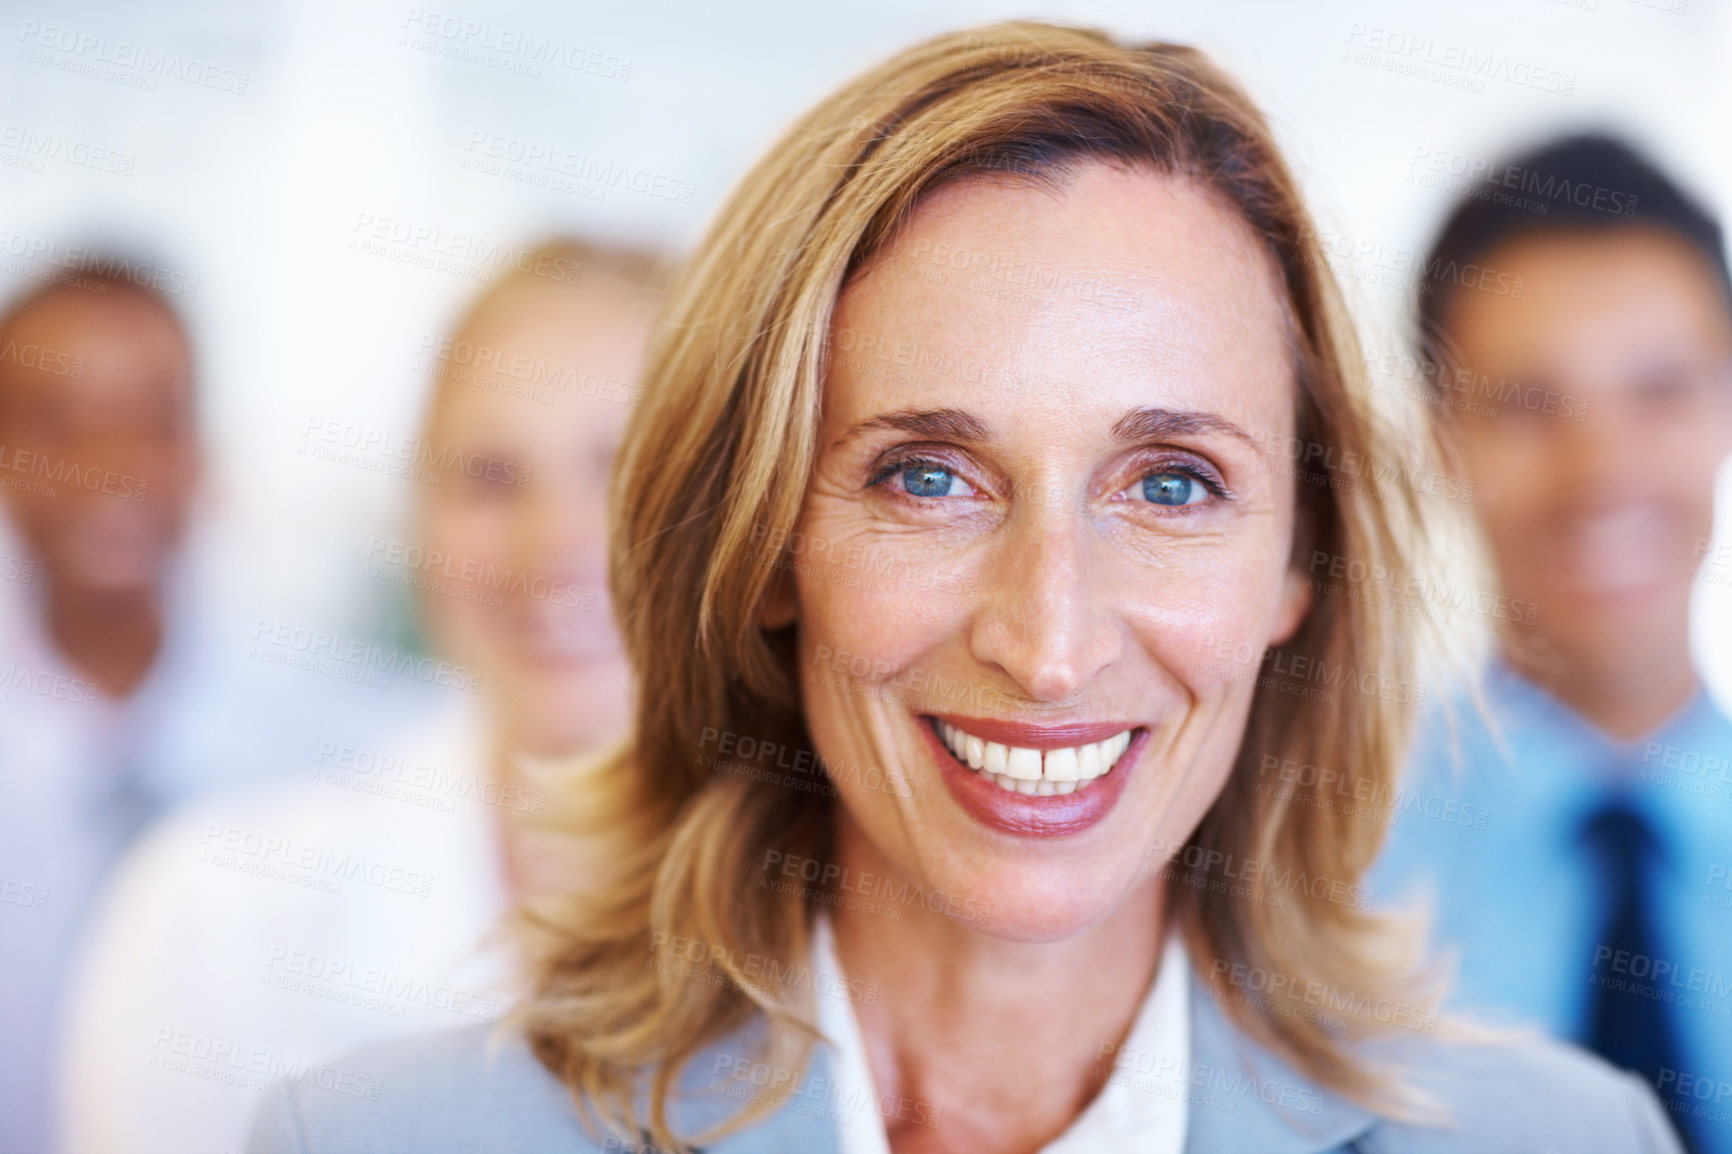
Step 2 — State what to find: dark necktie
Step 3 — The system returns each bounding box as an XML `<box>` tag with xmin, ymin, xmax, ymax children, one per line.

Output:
<box><xmin>1580</xmin><ymin>797</ymin><xmax>1698</xmax><ymax>1153</ymax></box>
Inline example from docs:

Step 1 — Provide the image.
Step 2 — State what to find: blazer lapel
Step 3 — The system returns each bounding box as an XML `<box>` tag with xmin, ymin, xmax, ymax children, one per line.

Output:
<box><xmin>665</xmin><ymin>1021</ymin><xmax>844</xmax><ymax>1154</ymax></box>
<box><xmin>1182</xmin><ymin>971</ymin><xmax>1379</xmax><ymax>1154</ymax></box>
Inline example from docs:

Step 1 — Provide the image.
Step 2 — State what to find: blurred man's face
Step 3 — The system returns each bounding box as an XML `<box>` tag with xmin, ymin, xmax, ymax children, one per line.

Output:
<box><xmin>0</xmin><ymin>288</ymin><xmax>199</xmax><ymax>594</ymax></box>
<box><xmin>1438</xmin><ymin>228</ymin><xmax>1732</xmax><ymax>672</ymax></box>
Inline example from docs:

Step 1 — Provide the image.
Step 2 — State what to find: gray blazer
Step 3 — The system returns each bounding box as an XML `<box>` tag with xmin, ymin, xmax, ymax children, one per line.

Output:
<box><xmin>248</xmin><ymin>971</ymin><xmax>1682</xmax><ymax>1153</ymax></box>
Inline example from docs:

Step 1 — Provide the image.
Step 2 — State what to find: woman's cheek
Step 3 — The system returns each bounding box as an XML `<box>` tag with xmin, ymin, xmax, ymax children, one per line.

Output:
<box><xmin>792</xmin><ymin>516</ymin><xmax>979</xmax><ymax>683</ymax></box>
<box><xmin>1125</xmin><ymin>560</ymin><xmax>1282</xmax><ymax>704</ymax></box>
<box><xmin>419</xmin><ymin>514</ymin><xmax>509</xmax><ymax>659</ymax></box>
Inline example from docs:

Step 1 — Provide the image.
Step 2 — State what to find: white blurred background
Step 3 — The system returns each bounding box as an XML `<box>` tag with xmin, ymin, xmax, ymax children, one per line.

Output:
<box><xmin>2</xmin><ymin>0</ymin><xmax>1728</xmax><ymax>699</ymax></box>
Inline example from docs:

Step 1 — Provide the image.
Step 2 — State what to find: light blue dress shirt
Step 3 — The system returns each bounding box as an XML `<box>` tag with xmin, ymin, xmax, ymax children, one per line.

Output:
<box><xmin>1374</xmin><ymin>663</ymin><xmax>1732</xmax><ymax>1152</ymax></box>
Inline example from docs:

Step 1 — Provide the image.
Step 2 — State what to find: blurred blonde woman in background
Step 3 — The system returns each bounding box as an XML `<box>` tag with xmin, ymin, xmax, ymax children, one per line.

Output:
<box><xmin>59</xmin><ymin>239</ymin><xmax>660</xmax><ymax>1154</ymax></box>
<box><xmin>256</xmin><ymin>23</ymin><xmax>1681</xmax><ymax>1154</ymax></box>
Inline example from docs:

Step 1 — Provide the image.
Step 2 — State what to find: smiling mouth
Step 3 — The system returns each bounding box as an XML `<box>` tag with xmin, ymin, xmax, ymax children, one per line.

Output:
<box><xmin>930</xmin><ymin>718</ymin><xmax>1139</xmax><ymax>797</ymax></box>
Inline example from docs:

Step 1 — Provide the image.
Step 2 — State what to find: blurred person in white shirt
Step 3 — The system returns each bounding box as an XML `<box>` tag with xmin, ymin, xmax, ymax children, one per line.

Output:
<box><xmin>55</xmin><ymin>239</ymin><xmax>661</xmax><ymax>1154</ymax></box>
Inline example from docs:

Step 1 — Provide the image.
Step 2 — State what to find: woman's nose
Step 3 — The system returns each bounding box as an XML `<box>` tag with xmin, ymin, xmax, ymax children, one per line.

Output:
<box><xmin>966</xmin><ymin>502</ymin><xmax>1121</xmax><ymax>705</ymax></box>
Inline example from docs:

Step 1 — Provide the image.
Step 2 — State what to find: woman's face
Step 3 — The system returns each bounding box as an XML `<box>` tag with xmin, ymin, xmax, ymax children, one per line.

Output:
<box><xmin>420</xmin><ymin>274</ymin><xmax>651</xmax><ymax>758</ymax></box>
<box><xmin>790</xmin><ymin>164</ymin><xmax>1309</xmax><ymax>941</ymax></box>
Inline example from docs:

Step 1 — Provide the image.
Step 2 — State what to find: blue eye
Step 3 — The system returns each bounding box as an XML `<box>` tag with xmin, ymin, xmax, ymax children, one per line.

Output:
<box><xmin>1143</xmin><ymin>471</ymin><xmax>1205</xmax><ymax>506</ymax></box>
<box><xmin>867</xmin><ymin>456</ymin><xmax>978</xmax><ymax>501</ymax></box>
<box><xmin>901</xmin><ymin>463</ymin><xmax>956</xmax><ymax>497</ymax></box>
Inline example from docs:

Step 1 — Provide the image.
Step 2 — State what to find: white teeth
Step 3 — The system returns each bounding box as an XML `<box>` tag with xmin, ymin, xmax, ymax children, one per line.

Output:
<box><xmin>1004</xmin><ymin>747</ymin><xmax>1043</xmax><ymax>781</ymax></box>
<box><xmin>934</xmin><ymin>721</ymin><xmax>1138</xmax><ymax>797</ymax></box>
<box><xmin>1044</xmin><ymin>746</ymin><xmax>1079</xmax><ymax>782</ymax></box>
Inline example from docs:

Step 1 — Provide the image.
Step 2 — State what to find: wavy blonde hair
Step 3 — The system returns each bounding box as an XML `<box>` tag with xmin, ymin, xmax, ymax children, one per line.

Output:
<box><xmin>516</xmin><ymin>21</ymin><xmax>1452</xmax><ymax>1149</ymax></box>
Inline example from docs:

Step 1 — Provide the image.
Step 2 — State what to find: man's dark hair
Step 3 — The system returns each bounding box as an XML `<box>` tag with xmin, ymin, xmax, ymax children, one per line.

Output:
<box><xmin>0</xmin><ymin>261</ymin><xmax>189</xmax><ymax>346</ymax></box>
<box><xmin>1416</xmin><ymin>132</ymin><xmax>1732</xmax><ymax>366</ymax></box>
<box><xmin>0</xmin><ymin>259</ymin><xmax>194</xmax><ymax>420</ymax></box>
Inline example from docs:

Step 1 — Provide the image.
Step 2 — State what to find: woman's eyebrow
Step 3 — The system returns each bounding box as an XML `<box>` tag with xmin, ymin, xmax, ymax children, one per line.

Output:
<box><xmin>1110</xmin><ymin>406</ymin><xmax>1256</xmax><ymax>447</ymax></box>
<box><xmin>833</xmin><ymin>406</ymin><xmax>1254</xmax><ymax>451</ymax></box>
<box><xmin>835</xmin><ymin>407</ymin><xmax>992</xmax><ymax>449</ymax></box>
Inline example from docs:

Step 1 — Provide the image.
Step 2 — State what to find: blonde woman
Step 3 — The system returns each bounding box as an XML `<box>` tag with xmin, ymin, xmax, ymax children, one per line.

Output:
<box><xmin>250</xmin><ymin>25</ymin><xmax>1682</xmax><ymax>1154</ymax></box>
<box><xmin>61</xmin><ymin>240</ymin><xmax>658</xmax><ymax>1154</ymax></box>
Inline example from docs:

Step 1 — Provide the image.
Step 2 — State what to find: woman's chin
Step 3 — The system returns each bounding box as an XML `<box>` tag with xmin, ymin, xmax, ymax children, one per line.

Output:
<box><xmin>923</xmin><ymin>866</ymin><xmax>1146</xmax><ymax>943</ymax></box>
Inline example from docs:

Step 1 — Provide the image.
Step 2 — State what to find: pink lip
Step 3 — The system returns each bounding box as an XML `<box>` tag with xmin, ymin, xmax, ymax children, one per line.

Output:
<box><xmin>919</xmin><ymin>715</ymin><xmax>1144</xmax><ymax>839</ymax></box>
<box><xmin>928</xmin><ymin>713</ymin><xmax>1135</xmax><ymax>749</ymax></box>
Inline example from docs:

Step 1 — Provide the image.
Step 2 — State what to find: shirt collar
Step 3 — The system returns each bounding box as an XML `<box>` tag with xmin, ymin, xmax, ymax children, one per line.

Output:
<box><xmin>808</xmin><ymin>911</ymin><xmax>1190</xmax><ymax>1154</ymax></box>
<box><xmin>1048</xmin><ymin>933</ymin><xmax>1190</xmax><ymax>1154</ymax></box>
<box><xmin>1483</xmin><ymin>657</ymin><xmax>1727</xmax><ymax>770</ymax></box>
<box><xmin>1470</xmin><ymin>661</ymin><xmax>1732</xmax><ymax>846</ymax></box>
<box><xmin>668</xmin><ymin>937</ymin><xmax>1382</xmax><ymax>1154</ymax></box>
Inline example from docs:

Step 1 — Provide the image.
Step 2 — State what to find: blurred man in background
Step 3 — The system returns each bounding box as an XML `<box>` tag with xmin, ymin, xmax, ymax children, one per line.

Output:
<box><xmin>1375</xmin><ymin>135</ymin><xmax>1732</xmax><ymax>1153</ymax></box>
<box><xmin>0</xmin><ymin>264</ymin><xmax>408</xmax><ymax>1153</ymax></box>
<box><xmin>0</xmin><ymin>269</ymin><xmax>204</xmax><ymax>1154</ymax></box>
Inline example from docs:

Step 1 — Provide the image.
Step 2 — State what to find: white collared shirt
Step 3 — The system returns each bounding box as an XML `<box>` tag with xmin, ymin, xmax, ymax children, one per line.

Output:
<box><xmin>811</xmin><ymin>914</ymin><xmax>1190</xmax><ymax>1154</ymax></box>
<box><xmin>56</xmin><ymin>702</ymin><xmax>514</xmax><ymax>1154</ymax></box>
